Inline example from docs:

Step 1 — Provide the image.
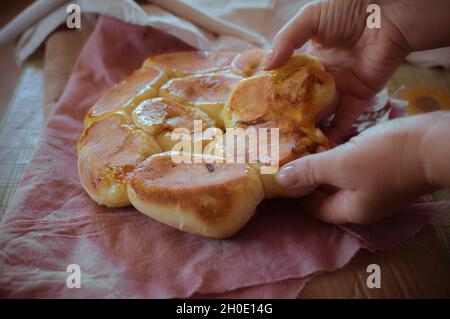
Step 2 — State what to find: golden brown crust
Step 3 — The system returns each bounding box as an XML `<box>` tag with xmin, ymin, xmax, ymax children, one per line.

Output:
<box><xmin>127</xmin><ymin>152</ymin><xmax>264</xmax><ymax>238</ymax></box>
<box><xmin>231</xmin><ymin>48</ymin><xmax>266</xmax><ymax>77</ymax></box>
<box><xmin>78</xmin><ymin>114</ymin><xmax>161</xmax><ymax>207</ymax></box>
<box><xmin>159</xmin><ymin>71</ymin><xmax>242</xmax><ymax>128</ymax></box>
<box><xmin>130</xmin><ymin>97</ymin><xmax>218</xmax><ymax>152</ymax></box>
<box><xmin>85</xmin><ymin>66</ymin><xmax>167</xmax><ymax>126</ymax></box>
<box><xmin>143</xmin><ymin>51</ymin><xmax>236</xmax><ymax>76</ymax></box>
<box><xmin>131</xmin><ymin>97</ymin><xmax>214</xmax><ymax>135</ymax></box>
<box><xmin>129</xmin><ymin>155</ymin><xmax>244</xmax><ymax>222</ymax></box>
<box><xmin>77</xmin><ymin>50</ymin><xmax>336</xmax><ymax>236</ymax></box>
<box><xmin>223</xmin><ymin>54</ymin><xmax>335</xmax><ymax>197</ymax></box>
<box><xmin>225</xmin><ymin>66</ymin><xmax>335</xmax><ymax>128</ymax></box>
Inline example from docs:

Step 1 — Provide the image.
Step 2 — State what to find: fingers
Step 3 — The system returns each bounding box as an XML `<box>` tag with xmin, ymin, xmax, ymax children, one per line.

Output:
<box><xmin>275</xmin><ymin>140</ymin><xmax>376</xmax><ymax>225</ymax></box>
<box><xmin>300</xmin><ymin>188</ymin><xmax>390</xmax><ymax>225</ymax></box>
<box><xmin>325</xmin><ymin>94</ymin><xmax>369</xmax><ymax>142</ymax></box>
<box><xmin>262</xmin><ymin>3</ymin><xmax>319</xmax><ymax>70</ymax></box>
<box><xmin>276</xmin><ymin>149</ymin><xmax>338</xmax><ymax>192</ymax></box>
<box><xmin>299</xmin><ymin>190</ymin><xmax>361</xmax><ymax>224</ymax></box>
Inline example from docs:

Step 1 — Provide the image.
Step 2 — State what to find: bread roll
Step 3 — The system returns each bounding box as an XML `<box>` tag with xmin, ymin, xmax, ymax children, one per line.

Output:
<box><xmin>159</xmin><ymin>72</ymin><xmax>242</xmax><ymax>128</ymax></box>
<box><xmin>85</xmin><ymin>66</ymin><xmax>167</xmax><ymax>126</ymax></box>
<box><xmin>127</xmin><ymin>152</ymin><xmax>264</xmax><ymax>239</ymax></box>
<box><xmin>78</xmin><ymin>114</ymin><xmax>161</xmax><ymax>207</ymax></box>
<box><xmin>131</xmin><ymin>97</ymin><xmax>218</xmax><ymax>152</ymax></box>
<box><xmin>143</xmin><ymin>51</ymin><xmax>236</xmax><ymax>77</ymax></box>
<box><xmin>223</xmin><ymin>54</ymin><xmax>335</xmax><ymax>197</ymax></box>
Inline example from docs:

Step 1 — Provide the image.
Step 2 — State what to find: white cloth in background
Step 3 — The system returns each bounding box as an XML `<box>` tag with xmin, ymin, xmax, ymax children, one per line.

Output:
<box><xmin>15</xmin><ymin>0</ymin><xmax>309</xmax><ymax>64</ymax></box>
<box><xmin>15</xmin><ymin>0</ymin><xmax>450</xmax><ymax>68</ymax></box>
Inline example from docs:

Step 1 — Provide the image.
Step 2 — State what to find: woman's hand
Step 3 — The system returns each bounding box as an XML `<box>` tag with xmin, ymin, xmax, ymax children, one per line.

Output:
<box><xmin>266</xmin><ymin>0</ymin><xmax>450</xmax><ymax>224</ymax></box>
<box><xmin>275</xmin><ymin>112</ymin><xmax>450</xmax><ymax>224</ymax></box>
<box><xmin>264</xmin><ymin>0</ymin><xmax>411</xmax><ymax>141</ymax></box>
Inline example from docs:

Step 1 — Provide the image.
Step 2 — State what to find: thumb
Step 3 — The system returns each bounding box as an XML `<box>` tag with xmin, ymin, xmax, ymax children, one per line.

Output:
<box><xmin>275</xmin><ymin>149</ymin><xmax>337</xmax><ymax>193</ymax></box>
<box><xmin>263</xmin><ymin>2</ymin><xmax>320</xmax><ymax>70</ymax></box>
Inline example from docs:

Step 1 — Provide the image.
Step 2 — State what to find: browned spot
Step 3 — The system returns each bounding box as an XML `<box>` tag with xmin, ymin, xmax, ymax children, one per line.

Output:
<box><xmin>415</xmin><ymin>96</ymin><xmax>440</xmax><ymax>112</ymax></box>
<box><xmin>184</xmin><ymin>86</ymin><xmax>196</xmax><ymax>98</ymax></box>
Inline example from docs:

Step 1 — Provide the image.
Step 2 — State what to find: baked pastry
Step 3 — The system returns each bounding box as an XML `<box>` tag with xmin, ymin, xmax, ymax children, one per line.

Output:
<box><xmin>224</xmin><ymin>52</ymin><xmax>335</xmax><ymax>197</ymax></box>
<box><xmin>127</xmin><ymin>152</ymin><xmax>264</xmax><ymax>239</ymax></box>
<box><xmin>77</xmin><ymin>49</ymin><xmax>335</xmax><ymax>238</ymax></box>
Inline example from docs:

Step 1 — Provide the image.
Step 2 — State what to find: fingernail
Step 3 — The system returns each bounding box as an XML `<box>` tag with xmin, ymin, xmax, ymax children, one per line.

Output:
<box><xmin>262</xmin><ymin>49</ymin><xmax>275</xmax><ymax>70</ymax></box>
<box><xmin>275</xmin><ymin>165</ymin><xmax>297</xmax><ymax>187</ymax></box>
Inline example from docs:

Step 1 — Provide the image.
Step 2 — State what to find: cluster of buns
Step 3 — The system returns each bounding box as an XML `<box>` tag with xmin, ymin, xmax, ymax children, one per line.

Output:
<box><xmin>77</xmin><ymin>49</ymin><xmax>335</xmax><ymax>238</ymax></box>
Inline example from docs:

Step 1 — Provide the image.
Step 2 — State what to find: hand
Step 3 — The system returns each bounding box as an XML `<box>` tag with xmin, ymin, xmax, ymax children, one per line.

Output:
<box><xmin>275</xmin><ymin>112</ymin><xmax>450</xmax><ymax>224</ymax></box>
<box><xmin>263</xmin><ymin>0</ymin><xmax>411</xmax><ymax>141</ymax></box>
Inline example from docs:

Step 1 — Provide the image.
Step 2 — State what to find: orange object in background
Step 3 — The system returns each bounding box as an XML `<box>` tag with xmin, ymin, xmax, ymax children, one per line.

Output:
<box><xmin>400</xmin><ymin>86</ymin><xmax>450</xmax><ymax>115</ymax></box>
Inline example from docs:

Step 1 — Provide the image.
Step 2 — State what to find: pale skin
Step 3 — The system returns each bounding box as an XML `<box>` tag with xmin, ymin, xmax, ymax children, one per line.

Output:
<box><xmin>265</xmin><ymin>0</ymin><xmax>450</xmax><ymax>224</ymax></box>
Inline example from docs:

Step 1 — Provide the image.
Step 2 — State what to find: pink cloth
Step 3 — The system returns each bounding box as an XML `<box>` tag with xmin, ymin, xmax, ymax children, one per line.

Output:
<box><xmin>0</xmin><ymin>17</ymin><xmax>448</xmax><ymax>298</ymax></box>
